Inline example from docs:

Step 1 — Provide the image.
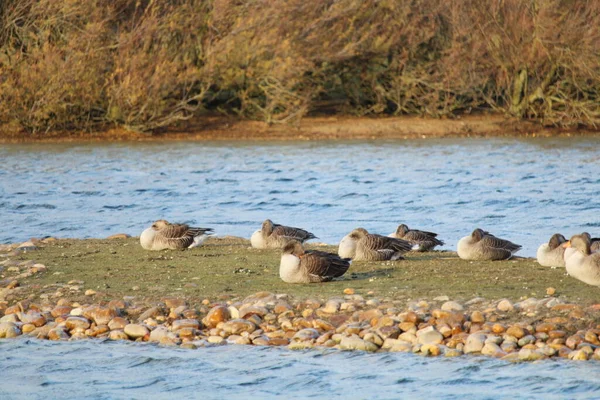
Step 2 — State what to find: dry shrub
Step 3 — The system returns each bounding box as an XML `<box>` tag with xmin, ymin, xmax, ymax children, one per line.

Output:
<box><xmin>1</xmin><ymin>0</ymin><xmax>599</xmax><ymax>134</ymax></box>
<box><xmin>445</xmin><ymin>0</ymin><xmax>600</xmax><ymax>126</ymax></box>
<box><xmin>0</xmin><ymin>0</ymin><xmax>116</xmax><ymax>132</ymax></box>
<box><xmin>205</xmin><ymin>0</ymin><xmax>320</xmax><ymax>124</ymax></box>
<box><xmin>106</xmin><ymin>0</ymin><xmax>211</xmax><ymax>132</ymax></box>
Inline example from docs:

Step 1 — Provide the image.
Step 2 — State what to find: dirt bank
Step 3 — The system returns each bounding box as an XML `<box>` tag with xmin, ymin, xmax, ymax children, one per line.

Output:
<box><xmin>1</xmin><ymin>114</ymin><xmax>597</xmax><ymax>144</ymax></box>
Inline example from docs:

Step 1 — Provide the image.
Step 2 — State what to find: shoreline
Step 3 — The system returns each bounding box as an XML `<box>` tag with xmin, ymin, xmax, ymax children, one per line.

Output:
<box><xmin>1</xmin><ymin>114</ymin><xmax>599</xmax><ymax>144</ymax></box>
<box><xmin>1</xmin><ymin>237</ymin><xmax>600</xmax><ymax>361</ymax></box>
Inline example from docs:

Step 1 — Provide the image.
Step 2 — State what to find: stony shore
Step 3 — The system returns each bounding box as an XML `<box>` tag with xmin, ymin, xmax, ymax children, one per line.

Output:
<box><xmin>2</xmin><ymin>237</ymin><xmax>600</xmax><ymax>361</ymax></box>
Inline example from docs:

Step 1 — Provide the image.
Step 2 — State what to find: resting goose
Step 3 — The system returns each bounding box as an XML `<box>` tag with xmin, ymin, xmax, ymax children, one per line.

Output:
<box><xmin>389</xmin><ymin>224</ymin><xmax>444</xmax><ymax>251</ymax></box>
<box><xmin>338</xmin><ymin>228</ymin><xmax>412</xmax><ymax>261</ymax></box>
<box><xmin>457</xmin><ymin>228</ymin><xmax>521</xmax><ymax>261</ymax></box>
<box><xmin>582</xmin><ymin>232</ymin><xmax>600</xmax><ymax>253</ymax></box>
<box><xmin>251</xmin><ymin>219</ymin><xmax>317</xmax><ymax>249</ymax></box>
<box><xmin>563</xmin><ymin>234</ymin><xmax>600</xmax><ymax>286</ymax></box>
<box><xmin>140</xmin><ymin>220</ymin><xmax>213</xmax><ymax>250</ymax></box>
<box><xmin>536</xmin><ymin>233</ymin><xmax>567</xmax><ymax>267</ymax></box>
<box><xmin>279</xmin><ymin>240</ymin><xmax>350</xmax><ymax>283</ymax></box>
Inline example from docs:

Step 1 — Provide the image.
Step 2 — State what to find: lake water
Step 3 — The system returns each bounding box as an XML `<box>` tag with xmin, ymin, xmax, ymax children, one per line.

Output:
<box><xmin>1</xmin><ymin>138</ymin><xmax>599</xmax><ymax>256</ymax></box>
<box><xmin>2</xmin><ymin>137</ymin><xmax>600</xmax><ymax>398</ymax></box>
<box><xmin>1</xmin><ymin>338</ymin><xmax>600</xmax><ymax>400</ymax></box>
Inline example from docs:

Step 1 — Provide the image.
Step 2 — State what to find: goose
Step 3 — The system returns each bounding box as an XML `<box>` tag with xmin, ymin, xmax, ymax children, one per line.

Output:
<box><xmin>536</xmin><ymin>233</ymin><xmax>567</xmax><ymax>267</ymax></box>
<box><xmin>338</xmin><ymin>228</ymin><xmax>412</xmax><ymax>261</ymax></box>
<box><xmin>250</xmin><ymin>219</ymin><xmax>316</xmax><ymax>249</ymax></box>
<box><xmin>582</xmin><ymin>232</ymin><xmax>600</xmax><ymax>253</ymax></box>
<box><xmin>457</xmin><ymin>228</ymin><xmax>521</xmax><ymax>261</ymax></box>
<box><xmin>140</xmin><ymin>220</ymin><xmax>213</xmax><ymax>250</ymax></box>
<box><xmin>279</xmin><ymin>240</ymin><xmax>350</xmax><ymax>283</ymax></box>
<box><xmin>389</xmin><ymin>223</ymin><xmax>444</xmax><ymax>251</ymax></box>
<box><xmin>563</xmin><ymin>234</ymin><xmax>600</xmax><ymax>286</ymax></box>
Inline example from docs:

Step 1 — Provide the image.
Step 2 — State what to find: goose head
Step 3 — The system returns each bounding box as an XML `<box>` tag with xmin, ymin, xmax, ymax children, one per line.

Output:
<box><xmin>262</xmin><ymin>219</ymin><xmax>275</xmax><ymax>235</ymax></box>
<box><xmin>471</xmin><ymin>228</ymin><xmax>487</xmax><ymax>242</ymax></box>
<box><xmin>396</xmin><ymin>224</ymin><xmax>409</xmax><ymax>236</ymax></box>
<box><xmin>282</xmin><ymin>240</ymin><xmax>304</xmax><ymax>257</ymax></box>
<box><xmin>548</xmin><ymin>233</ymin><xmax>567</xmax><ymax>250</ymax></box>
<box><xmin>152</xmin><ymin>219</ymin><xmax>170</xmax><ymax>230</ymax></box>
<box><xmin>563</xmin><ymin>234</ymin><xmax>592</xmax><ymax>256</ymax></box>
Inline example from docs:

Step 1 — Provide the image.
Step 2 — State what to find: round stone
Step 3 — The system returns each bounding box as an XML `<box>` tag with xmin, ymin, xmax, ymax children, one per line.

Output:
<box><xmin>0</xmin><ymin>322</ymin><xmax>21</xmax><ymax>338</ymax></box>
<box><xmin>441</xmin><ymin>301</ymin><xmax>464</xmax><ymax>312</ymax></box>
<box><xmin>464</xmin><ymin>333</ymin><xmax>487</xmax><ymax>354</ymax></box>
<box><xmin>65</xmin><ymin>316</ymin><xmax>91</xmax><ymax>331</ymax></box>
<box><xmin>124</xmin><ymin>324</ymin><xmax>149</xmax><ymax>339</ymax></box>
<box><xmin>497</xmin><ymin>299</ymin><xmax>514</xmax><ymax>312</ymax></box>
<box><xmin>340</xmin><ymin>335</ymin><xmax>378</xmax><ymax>352</ymax></box>
<box><xmin>416</xmin><ymin>326</ymin><xmax>443</xmax><ymax>345</ymax></box>
<box><xmin>293</xmin><ymin>328</ymin><xmax>320</xmax><ymax>341</ymax></box>
<box><xmin>221</xmin><ymin>319</ymin><xmax>256</xmax><ymax>335</ymax></box>
<box><xmin>202</xmin><ymin>305</ymin><xmax>231</xmax><ymax>328</ymax></box>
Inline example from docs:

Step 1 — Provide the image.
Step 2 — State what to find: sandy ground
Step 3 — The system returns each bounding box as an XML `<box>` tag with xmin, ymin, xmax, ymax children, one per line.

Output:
<box><xmin>1</xmin><ymin>114</ymin><xmax>597</xmax><ymax>143</ymax></box>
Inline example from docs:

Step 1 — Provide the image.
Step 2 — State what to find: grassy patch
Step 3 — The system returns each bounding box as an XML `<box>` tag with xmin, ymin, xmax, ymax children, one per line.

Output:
<box><xmin>8</xmin><ymin>237</ymin><xmax>597</xmax><ymax>307</ymax></box>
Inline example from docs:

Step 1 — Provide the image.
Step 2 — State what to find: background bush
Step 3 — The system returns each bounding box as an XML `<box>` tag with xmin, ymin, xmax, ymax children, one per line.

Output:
<box><xmin>1</xmin><ymin>0</ymin><xmax>598</xmax><ymax>134</ymax></box>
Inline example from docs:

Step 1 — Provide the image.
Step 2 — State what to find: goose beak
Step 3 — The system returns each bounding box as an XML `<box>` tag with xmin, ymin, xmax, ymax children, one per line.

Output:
<box><xmin>562</xmin><ymin>241</ymin><xmax>571</xmax><ymax>248</ymax></box>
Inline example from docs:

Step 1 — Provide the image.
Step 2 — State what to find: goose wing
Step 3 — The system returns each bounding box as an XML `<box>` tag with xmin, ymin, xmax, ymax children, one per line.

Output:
<box><xmin>404</xmin><ymin>230</ymin><xmax>444</xmax><ymax>245</ymax></box>
<box><xmin>159</xmin><ymin>224</ymin><xmax>213</xmax><ymax>248</ymax></box>
<box><xmin>480</xmin><ymin>234</ymin><xmax>521</xmax><ymax>253</ymax></box>
<box><xmin>363</xmin><ymin>234</ymin><xmax>412</xmax><ymax>253</ymax></box>
<box><xmin>302</xmin><ymin>250</ymin><xmax>350</xmax><ymax>282</ymax></box>
<box><xmin>272</xmin><ymin>224</ymin><xmax>317</xmax><ymax>241</ymax></box>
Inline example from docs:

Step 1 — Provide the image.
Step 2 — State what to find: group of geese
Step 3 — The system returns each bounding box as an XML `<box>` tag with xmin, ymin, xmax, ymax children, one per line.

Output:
<box><xmin>139</xmin><ymin>219</ymin><xmax>600</xmax><ymax>287</ymax></box>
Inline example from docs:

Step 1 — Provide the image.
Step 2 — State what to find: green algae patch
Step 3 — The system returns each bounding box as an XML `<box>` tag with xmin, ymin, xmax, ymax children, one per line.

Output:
<box><xmin>7</xmin><ymin>237</ymin><xmax>597</xmax><ymax>306</ymax></box>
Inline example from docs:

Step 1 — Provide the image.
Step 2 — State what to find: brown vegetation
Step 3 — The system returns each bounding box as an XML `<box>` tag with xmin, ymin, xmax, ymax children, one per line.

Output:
<box><xmin>1</xmin><ymin>0</ymin><xmax>599</xmax><ymax>135</ymax></box>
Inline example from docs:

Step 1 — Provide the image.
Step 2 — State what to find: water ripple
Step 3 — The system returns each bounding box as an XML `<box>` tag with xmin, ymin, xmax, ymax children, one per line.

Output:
<box><xmin>1</xmin><ymin>138</ymin><xmax>600</xmax><ymax>257</ymax></box>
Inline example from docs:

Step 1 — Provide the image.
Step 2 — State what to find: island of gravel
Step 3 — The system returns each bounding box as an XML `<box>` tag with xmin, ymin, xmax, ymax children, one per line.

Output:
<box><xmin>1</xmin><ymin>236</ymin><xmax>599</xmax><ymax>361</ymax></box>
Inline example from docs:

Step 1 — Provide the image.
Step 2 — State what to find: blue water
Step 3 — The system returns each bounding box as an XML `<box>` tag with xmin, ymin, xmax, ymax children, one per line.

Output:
<box><xmin>1</xmin><ymin>339</ymin><xmax>599</xmax><ymax>399</ymax></box>
<box><xmin>2</xmin><ymin>137</ymin><xmax>600</xmax><ymax>398</ymax></box>
<box><xmin>1</xmin><ymin>138</ymin><xmax>599</xmax><ymax>256</ymax></box>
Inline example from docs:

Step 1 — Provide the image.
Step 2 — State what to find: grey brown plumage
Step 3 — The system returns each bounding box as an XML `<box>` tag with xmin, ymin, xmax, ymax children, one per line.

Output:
<box><xmin>582</xmin><ymin>232</ymin><xmax>600</xmax><ymax>252</ymax></box>
<box><xmin>140</xmin><ymin>220</ymin><xmax>213</xmax><ymax>250</ymax></box>
<box><xmin>391</xmin><ymin>224</ymin><xmax>444</xmax><ymax>251</ymax></box>
<box><xmin>280</xmin><ymin>241</ymin><xmax>350</xmax><ymax>283</ymax></box>
<box><xmin>563</xmin><ymin>234</ymin><xmax>600</xmax><ymax>286</ymax></box>
<box><xmin>339</xmin><ymin>228</ymin><xmax>412</xmax><ymax>261</ymax></box>
<box><xmin>536</xmin><ymin>233</ymin><xmax>567</xmax><ymax>267</ymax></box>
<box><xmin>457</xmin><ymin>228</ymin><xmax>521</xmax><ymax>261</ymax></box>
<box><xmin>251</xmin><ymin>219</ymin><xmax>317</xmax><ymax>249</ymax></box>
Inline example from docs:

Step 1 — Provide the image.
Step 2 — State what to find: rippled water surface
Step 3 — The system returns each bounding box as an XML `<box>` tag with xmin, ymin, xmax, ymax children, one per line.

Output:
<box><xmin>2</xmin><ymin>138</ymin><xmax>600</xmax><ymax>256</ymax></box>
<box><xmin>1</xmin><ymin>339</ymin><xmax>600</xmax><ymax>400</ymax></box>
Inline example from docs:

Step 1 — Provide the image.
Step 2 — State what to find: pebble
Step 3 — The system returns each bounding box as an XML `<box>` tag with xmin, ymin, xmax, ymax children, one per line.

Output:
<box><xmin>506</xmin><ymin>325</ymin><xmax>526</xmax><ymax>339</ymax></box>
<box><xmin>416</xmin><ymin>326</ymin><xmax>443</xmax><ymax>345</ymax></box>
<box><xmin>109</xmin><ymin>330</ymin><xmax>129</xmax><ymax>340</ymax></box>
<box><xmin>221</xmin><ymin>319</ymin><xmax>255</xmax><ymax>335</ymax></box>
<box><xmin>339</xmin><ymin>335</ymin><xmax>378</xmax><ymax>352</ymax></box>
<box><xmin>517</xmin><ymin>348</ymin><xmax>546</xmax><ymax>361</ymax></box>
<box><xmin>0</xmin><ymin>289</ymin><xmax>599</xmax><ymax>361</ymax></box>
<box><xmin>0</xmin><ymin>322</ymin><xmax>21</xmax><ymax>338</ymax></box>
<box><xmin>87</xmin><ymin>306</ymin><xmax>117</xmax><ymax>326</ymax></box>
<box><xmin>464</xmin><ymin>333</ymin><xmax>487</xmax><ymax>354</ymax></box>
<box><xmin>203</xmin><ymin>305</ymin><xmax>231</xmax><ymax>328</ymax></box>
<box><xmin>124</xmin><ymin>324</ymin><xmax>149</xmax><ymax>339</ymax></box>
<box><xmin>441</xmin><ymin>301</ymin><xmax>464</xmax><ymax>312</ymax></box>
<box><xmin>497</xmin><ymin>299</ymin><xmax>514</xmax><ymax>312</ymax></box>
<box><xmin>293</xmin><ymin>328</ymin><xmax>320</xmax><ymax>341</ymax></box>
<box><xmin>65</xmin><ymin>316</ymin><xmax>91</xmax><ymax>330</ymax></box>
<box><xmin>208</xmin><ymin>336</ymin><xmax>226</xmax><ymax>345</ymax></box>
<box><xmin>172</xmin><ymin>319</ymin><xmax>201</xmax><ymax>331</ymax></box>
